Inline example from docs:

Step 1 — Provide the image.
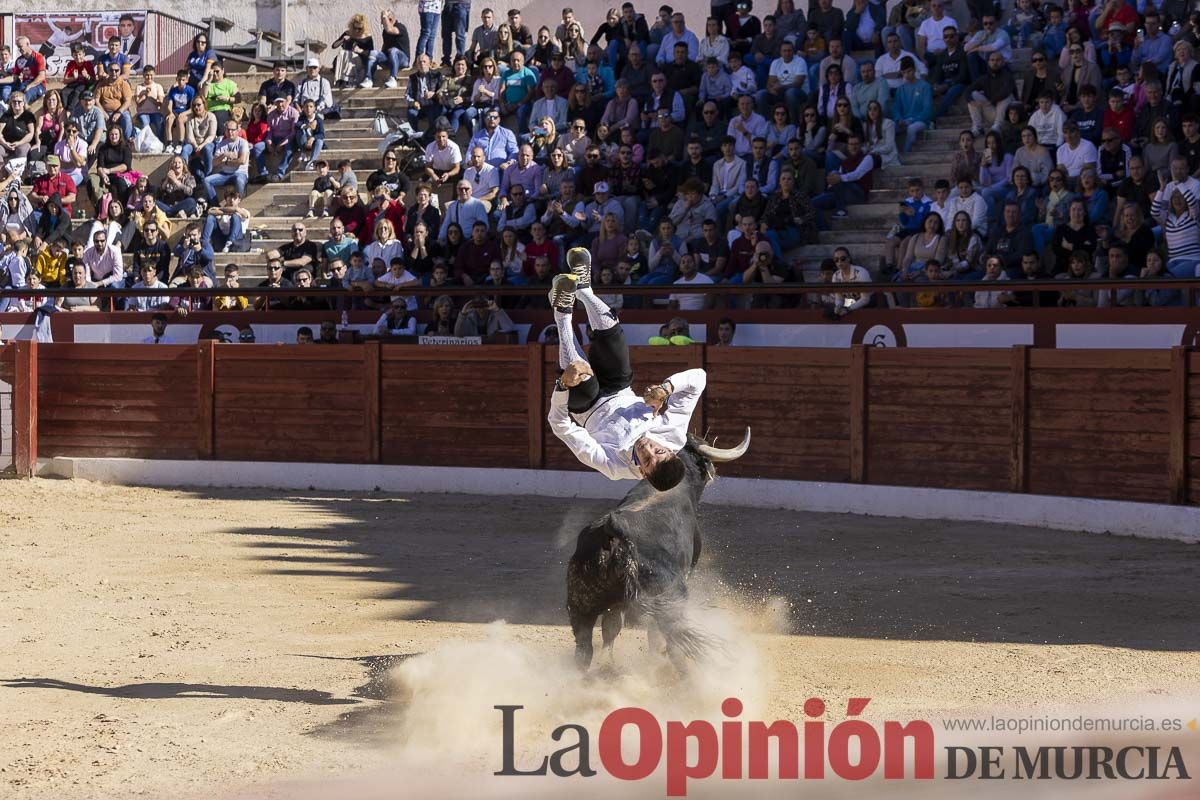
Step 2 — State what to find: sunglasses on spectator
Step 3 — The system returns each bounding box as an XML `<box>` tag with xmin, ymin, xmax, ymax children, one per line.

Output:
<box><xmin>834</xmin><ymin>256</ymin><xmax>849</xmax><ymax>262</ymax></box>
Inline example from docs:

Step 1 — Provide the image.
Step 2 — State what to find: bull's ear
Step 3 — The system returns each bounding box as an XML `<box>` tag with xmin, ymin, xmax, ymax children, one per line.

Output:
<box><xmin>694</xmin><ymin>427</ymin><xmax>750</xmax><ymax>463</ymax></box>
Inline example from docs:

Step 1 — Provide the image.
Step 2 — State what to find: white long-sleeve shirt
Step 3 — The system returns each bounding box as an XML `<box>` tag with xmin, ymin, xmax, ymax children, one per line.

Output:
<box><xmin>947</xmin><ymin>191</ymin><xmax>988</xmax><ymax>236</ymax></box>
<box><xmin>548</xmin><ymin>368</ymin><xmax>706</xmax><ymax>481</ymax></box>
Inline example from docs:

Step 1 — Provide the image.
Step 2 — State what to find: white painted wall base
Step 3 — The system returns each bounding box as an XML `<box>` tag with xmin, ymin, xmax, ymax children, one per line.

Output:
<box><xmin>40</xmin><ymin>457</ymin><xmax>1200</xmax><ymax>544</ymax></box>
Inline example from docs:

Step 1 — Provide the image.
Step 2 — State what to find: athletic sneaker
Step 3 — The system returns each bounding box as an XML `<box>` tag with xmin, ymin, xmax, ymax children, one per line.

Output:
<box><xmin>548</xmin><ymin>273</ymin><xmax>578</xmax><ymax>312</ymax></box>
<box><xmin>359</xmin><ymin>78</ymin><xmax>373</xmax><ymax>89</ymax></box>
<box><xmin>566</xmin><ymin>248</ymin><xmax>592</xmax><ymax>290</ymax></box>
<box><xmin>384</xmin><ymin>77</ymin><xmax>398</xmax><ymax>89</ymax></box>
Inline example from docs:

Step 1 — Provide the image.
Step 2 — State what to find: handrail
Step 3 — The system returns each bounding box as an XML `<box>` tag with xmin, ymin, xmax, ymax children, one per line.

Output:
<box><xmin>212</xmin><ymin>48</ymin><xmax>276</xmax><ymax>71</ymax></box>
<box><xmin>147</xmin><ymin>9</ymin><xmax>205</xmax><ymax>30</ymax></box>
<box><xmin>2</xmin><ymin>277</ymin><xmax>1199</xmax><ymax>301</ymax></box>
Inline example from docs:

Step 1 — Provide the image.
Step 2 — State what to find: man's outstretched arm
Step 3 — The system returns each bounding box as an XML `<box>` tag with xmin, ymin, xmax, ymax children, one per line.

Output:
<box><xmin>660</xmin><ymin>368</ymin><xmax>706</xmax><ymax>419</ymax></box>
<box><xmin>547</xmin><ymin>387</ymin><xmax>633</xmax><ymax>481</ymax></box>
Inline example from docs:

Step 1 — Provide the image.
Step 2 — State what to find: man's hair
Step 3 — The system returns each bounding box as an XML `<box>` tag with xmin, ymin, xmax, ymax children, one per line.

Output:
<box><xmin>646</xmin><ymin>455</ymin><xmax>686</xmax><ymax>492</ymax></box>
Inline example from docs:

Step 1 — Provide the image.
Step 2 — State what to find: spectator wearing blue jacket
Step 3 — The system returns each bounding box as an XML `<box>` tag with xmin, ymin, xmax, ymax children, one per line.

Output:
<box><xmin>884</xmin><ymin>176</ymin><xmax>931</xmax><ymax>270</ymax></box>
<box><xmin>891</xmin><ymin>57</ymin><xmax>932</xmax><ymax>153</ymax></box>
<box><xmin>1040</xmin><ymin>8</ymin><xmax>1067</xmax><ymax>60</ymax></box>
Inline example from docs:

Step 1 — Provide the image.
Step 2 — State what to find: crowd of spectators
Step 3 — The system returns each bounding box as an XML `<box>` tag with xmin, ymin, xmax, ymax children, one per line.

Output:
<box><xmin>4</xmin><ymin>0</ymin><xmax>1200</xmax><ymax>319</ymax></box>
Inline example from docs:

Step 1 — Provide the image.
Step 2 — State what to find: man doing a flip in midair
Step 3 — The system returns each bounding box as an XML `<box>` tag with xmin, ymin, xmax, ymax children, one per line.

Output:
<box><xmin>547</xmin><ymin>247</ymin><xmax>706</xmax><ymax>492</ymax></box>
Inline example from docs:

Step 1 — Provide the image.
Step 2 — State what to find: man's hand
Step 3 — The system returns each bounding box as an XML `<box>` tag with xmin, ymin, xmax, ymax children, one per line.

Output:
<box><xmin>642</xmin><ymin>384</ymin><xmax>670</xmax><ymax>414</ymax></box>
<box><xmin>562</xmin><ymin>360</ymin><xmax>593</xmax><ymax>387</ymax></box>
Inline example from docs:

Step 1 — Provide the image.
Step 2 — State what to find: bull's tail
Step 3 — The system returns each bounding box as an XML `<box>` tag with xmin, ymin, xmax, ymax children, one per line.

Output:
<box><xmin>634</xmin><ymin>591</ymin><xmax>724</xmax><ymax>663</ymax></box>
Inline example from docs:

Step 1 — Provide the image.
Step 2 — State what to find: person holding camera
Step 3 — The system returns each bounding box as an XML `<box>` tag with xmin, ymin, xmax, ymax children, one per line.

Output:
<box><xmin>453</xmin><ymin>295</ymin><xmax>515</xmax><ymax>337</ymax></box>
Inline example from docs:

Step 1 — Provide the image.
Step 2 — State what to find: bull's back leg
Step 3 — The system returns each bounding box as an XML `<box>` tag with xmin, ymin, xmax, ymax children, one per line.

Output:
<box><xmin>600</xmin><ymin>609</ymin><xmax>623</xmax><ymax>659</ymax></box>
<box><xmin>569</xmin><ymin>608</ymin><xmax>598</xmax><ymax>670</ymax></box>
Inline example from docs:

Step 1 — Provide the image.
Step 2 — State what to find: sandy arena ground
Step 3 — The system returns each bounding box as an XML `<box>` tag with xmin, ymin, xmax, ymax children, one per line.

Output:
<box><xmin>1</xmin><ymin>477</ymin><xmax>1198</xmax><ymax>799</ymax></box>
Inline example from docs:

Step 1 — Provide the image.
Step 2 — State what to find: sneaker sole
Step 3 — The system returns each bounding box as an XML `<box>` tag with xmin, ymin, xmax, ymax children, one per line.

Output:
<box><xmin>549</xmin><ymin>274</ymin><xmax>578</xmax><ymax>310</ymax></box>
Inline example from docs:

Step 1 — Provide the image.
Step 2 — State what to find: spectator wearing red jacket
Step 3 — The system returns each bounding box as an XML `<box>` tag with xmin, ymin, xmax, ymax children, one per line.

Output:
<box><xmin>1103</xmin><ymin>87</ymin><xmax>1135</xmax><ymax>143</ymax></box>
<box><xmin>62</xmin><ymin>44</ymin><xmax>96</xmax><ymax>113</ymax></box>
<box><xmin>363</xmin><ymin>186</ymin><xmax>407</xmax><ymax>247</ymax></box>
<box><xmin>30</xmin><ymin>155</ymin><xmax>77</xmax><ymax>216</ymax></box>
<box><xmin>333</xmin><ymin>185</ymin><xmax>369</xmax><ymax>244</ymax></box>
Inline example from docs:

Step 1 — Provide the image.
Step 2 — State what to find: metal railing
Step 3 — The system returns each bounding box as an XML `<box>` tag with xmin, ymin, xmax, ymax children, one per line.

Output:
<box><xmin>147</xmin><ymin>11</ymin><xmax>205</xmax><ymax>75</ymax></box>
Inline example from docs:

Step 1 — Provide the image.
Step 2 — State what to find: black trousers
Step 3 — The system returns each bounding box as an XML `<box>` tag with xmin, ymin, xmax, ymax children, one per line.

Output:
<box><xmin>567</xmin><ymin>325</ymin><xmax>633</xmax><ymax>414</ymax></box>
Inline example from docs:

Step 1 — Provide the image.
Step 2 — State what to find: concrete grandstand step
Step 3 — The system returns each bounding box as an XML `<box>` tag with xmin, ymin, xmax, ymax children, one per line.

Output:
<box><xmin>282</xmin><ymin>169</ymin><xmax>376</xmax><ymax>183</ymax></box>
<box><xmin>793</xmin><ymin>240</ymin><xmax>888</xmax><ymax>260</ymax></box>
<box><xmin>815</xmin><ymin>228</ymin><xmax>898</xmax><ymax>244</ymax></box>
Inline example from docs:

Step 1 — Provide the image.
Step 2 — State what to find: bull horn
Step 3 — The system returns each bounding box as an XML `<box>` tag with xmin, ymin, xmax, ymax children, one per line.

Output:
<box><xmin>695</xmin><ymin>428</ymin><xmax>751</xmax><ymax>463</ymax></box>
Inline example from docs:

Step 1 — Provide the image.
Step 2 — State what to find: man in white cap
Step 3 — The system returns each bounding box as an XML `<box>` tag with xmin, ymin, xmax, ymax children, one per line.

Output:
<box><xmin>576</xmin><ymin>180</ymin><xmax>624</xmax><ymax>244</ymax></box>
<box><xmin>546</xmin><ymin>248</ymin><xmax>707</xmax><ymax>491</ymax></box>
<box><xmin>296</xmin><ymin>58</ymin><xmax>333</xmax><ymax>117</ymax></box>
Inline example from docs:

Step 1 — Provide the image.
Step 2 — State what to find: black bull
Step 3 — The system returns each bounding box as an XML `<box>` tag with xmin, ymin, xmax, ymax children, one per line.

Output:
<box><xmin>565</xmin><ymin>429</ymin><xmax>752</xmax><ymax>670</ymax></box>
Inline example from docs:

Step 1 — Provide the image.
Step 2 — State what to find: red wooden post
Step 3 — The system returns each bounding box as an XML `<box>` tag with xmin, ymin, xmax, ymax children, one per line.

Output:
<box><xmin>1168</xmin><ymin>346</ymin><xmax>1188</xmax><ymax>505</ymax></box>
<box><xmin>1010</xmin><ymin>345</ymin><xmax>1029</xmax><ymax>493</ymax></box>
<box><xmin>849</xmin><ymin>344</ymin><xmax>866</xmax><ymax>483</ymax></box>
<box><xmin>13</xmin><ymin>340</ymin><xmax>37</xmax><ymax>477</ymax></box>
<box><xmin>364</xmin><ymin>341</ymin><xmax>382</xmax><ymax>464</ymax></box>
<box><xmin>527</xmin><ymin>343</ymin><xmax>545</xmax><ymax>469</ymax></box>
<box><xmin>196</xmin><ymin>340</ymin><xmax>215</xmax><ymax>459</ymax></box>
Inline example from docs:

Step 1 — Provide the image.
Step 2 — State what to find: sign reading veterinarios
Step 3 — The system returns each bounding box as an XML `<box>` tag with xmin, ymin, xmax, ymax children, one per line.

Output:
<box><xmin>14</xmin><ymin>11</ymin><xmax>146</xmax><ymax>76</ymax></box>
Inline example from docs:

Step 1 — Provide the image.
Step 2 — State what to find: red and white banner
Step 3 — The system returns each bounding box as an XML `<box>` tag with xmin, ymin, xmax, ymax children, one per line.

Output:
<box><xmin>15</xmin><ymin>11</ymin><xmax>146</xmax><ymax>76</ymax></box>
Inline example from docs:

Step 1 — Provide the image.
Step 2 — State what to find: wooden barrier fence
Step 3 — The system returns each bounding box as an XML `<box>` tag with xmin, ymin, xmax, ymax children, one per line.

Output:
<box><xmin>1</xmin><ymin>342</ymin><xmax>1196</xmax><ymax>506</ymax></box>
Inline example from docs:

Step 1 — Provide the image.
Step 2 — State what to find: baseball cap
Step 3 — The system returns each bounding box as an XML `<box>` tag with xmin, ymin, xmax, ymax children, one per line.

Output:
<box><xmin>594</xmin><ymin>181</ymin><xmax>610</xmax><ymax>193</ymax></box>
<box><xmin>81</xmin><ymin>90</ymin><xmax>94</xmax><ymax>99</ymax></box>
<box><xmin>45</xmin><ymin>154</ymin><xmax>60</xmax><ymax>165</ymax></box>
<box><xmin>306</xmin><ymin>57</ymin><xmax>320</xmax><ymax>68</ymax></box>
